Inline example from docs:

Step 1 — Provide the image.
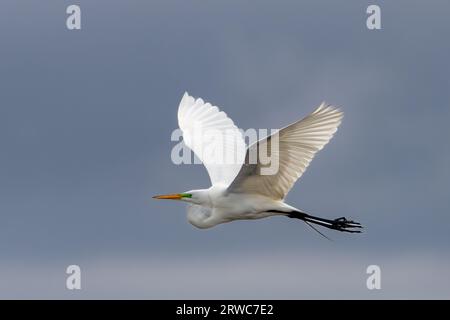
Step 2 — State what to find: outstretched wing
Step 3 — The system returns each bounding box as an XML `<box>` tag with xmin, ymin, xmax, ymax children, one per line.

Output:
<box><xmin>227</xmin><ymin>103</ymin><xmax>343</xmax><ymax>200</ymax></box>
<box><xmin>177</xmin><ymin>92</ymin><xmax>246</xmax><ymax>186</ymax></box>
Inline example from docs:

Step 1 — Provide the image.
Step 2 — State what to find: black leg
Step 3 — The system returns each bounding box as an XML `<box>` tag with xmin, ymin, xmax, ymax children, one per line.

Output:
<box><xmin>284</xmin><ymin>210</ymin><xmax>363</xmax><ymax>233</ymax></box>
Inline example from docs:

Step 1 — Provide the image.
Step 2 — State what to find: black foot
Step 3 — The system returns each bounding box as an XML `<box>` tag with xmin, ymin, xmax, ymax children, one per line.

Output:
<box><xmin>330</xmin><ymin>217</ymin><xmax>362</xmax><ymax>233</ymax></box>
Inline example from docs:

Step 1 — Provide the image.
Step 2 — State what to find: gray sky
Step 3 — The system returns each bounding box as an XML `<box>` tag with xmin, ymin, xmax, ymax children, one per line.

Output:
<box><xmin>1</xmin><ymin>0</ymin><xmax>449</xmax><ymax>298</ymax></box>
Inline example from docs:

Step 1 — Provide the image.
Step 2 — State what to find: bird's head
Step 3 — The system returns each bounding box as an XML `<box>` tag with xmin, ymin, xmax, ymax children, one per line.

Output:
<box><xmin>152</xmin><ymin>189</ymin><xmax>209</xmax><ymax>205</ymax></box>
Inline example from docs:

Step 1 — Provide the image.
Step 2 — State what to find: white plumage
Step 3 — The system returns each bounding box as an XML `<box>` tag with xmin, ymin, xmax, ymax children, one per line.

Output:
<box><xmin>154</xmin><ymin>93</ymin><xmax>361</xmax><ymax>235</ymax></box>
<box><xmin>228</xmin><ymin>103</ymin><xmax>343</xmax><ymax>200</ymax></box>
<box><xmin>177</xmin><ymin>92</ymin><xmax>246</xmax><ymax>186</ymax></box>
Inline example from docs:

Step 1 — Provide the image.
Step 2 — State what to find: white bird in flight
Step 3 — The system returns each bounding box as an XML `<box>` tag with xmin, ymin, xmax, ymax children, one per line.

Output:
<box><xmin>154</xmin><ymin>93</ymin><xmax>361</xmax><ymax>236</ymax></box>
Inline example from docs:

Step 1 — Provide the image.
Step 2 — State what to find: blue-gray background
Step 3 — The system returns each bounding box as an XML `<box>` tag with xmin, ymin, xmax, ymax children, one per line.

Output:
<box><xmin>1</xmin><ymin>0</ymin><xmax>449</xmax><ymax>298</ymax></box>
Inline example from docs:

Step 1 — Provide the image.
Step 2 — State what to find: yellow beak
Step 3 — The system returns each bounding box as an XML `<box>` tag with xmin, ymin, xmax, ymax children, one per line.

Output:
<box><xmin>152</xmin><ymin>193</ymin><xmax>183</xmax><ymax>200</ymax></box>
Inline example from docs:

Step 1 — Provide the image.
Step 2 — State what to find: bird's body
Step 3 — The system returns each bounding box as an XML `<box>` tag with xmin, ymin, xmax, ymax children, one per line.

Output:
<box><xmin>154</xmin><ymin>93</ymin><xmax>362</xmax><ymax>235</ymax></box>
<box><xmin>185</xmin><ymin>185</ymin><xmax>295</xmax><ymax>229</ymax></box>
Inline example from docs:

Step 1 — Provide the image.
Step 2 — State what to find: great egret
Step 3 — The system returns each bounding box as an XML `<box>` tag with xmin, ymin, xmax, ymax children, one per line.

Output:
<box><xmin>153</xmin><ymin>93</ymin><xmax>361</xmax><ymax>235</ymax></box>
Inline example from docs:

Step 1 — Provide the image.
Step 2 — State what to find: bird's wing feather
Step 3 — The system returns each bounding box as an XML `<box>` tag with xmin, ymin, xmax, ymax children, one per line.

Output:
<box><xmin>178</xmin><ymin>92</ymin><xmax>246</xmax><ymax>186</ymax></box>
<box><xmin>227</xmin><ymin>103</ymin><xmax>343</xmax><ymax>200</ymax></box>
